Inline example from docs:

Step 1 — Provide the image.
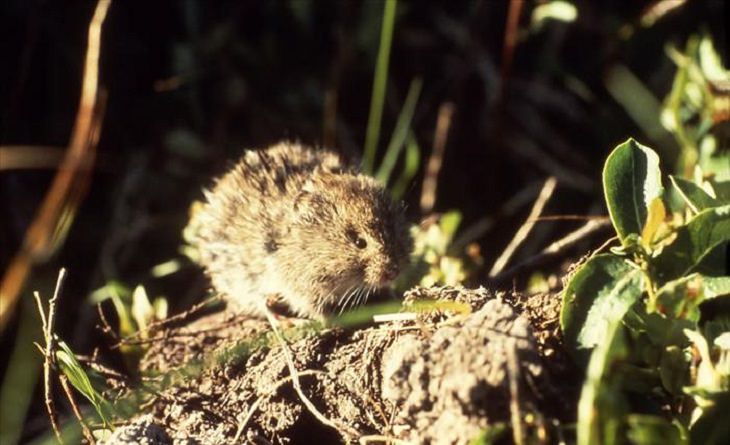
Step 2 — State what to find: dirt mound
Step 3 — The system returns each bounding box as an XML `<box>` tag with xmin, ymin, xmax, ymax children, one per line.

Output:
<box><xmin>103</xmin><ymin>286</ymin><xmax>576</xmax><ymax>444</ymax></box>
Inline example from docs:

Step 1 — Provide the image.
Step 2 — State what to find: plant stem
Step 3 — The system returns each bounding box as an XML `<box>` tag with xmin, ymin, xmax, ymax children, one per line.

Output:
<box><xmin>363</xmin><ymin>0</ymin><xmax>397</xmax><ymax>174</ymax></box>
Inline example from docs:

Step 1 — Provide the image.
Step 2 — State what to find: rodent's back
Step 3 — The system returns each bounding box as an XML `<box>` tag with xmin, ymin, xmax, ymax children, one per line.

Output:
<box><xmin>187</xmin><ymin>142</ymin><xmax>411</xmax><ymax>318</ymax></box>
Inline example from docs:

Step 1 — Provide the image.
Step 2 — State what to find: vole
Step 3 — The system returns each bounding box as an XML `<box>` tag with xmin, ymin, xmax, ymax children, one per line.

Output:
<box><xmin>186</xmin><ymin>142</ymin><xmax>412</xmax><ymax>319</ymax></box>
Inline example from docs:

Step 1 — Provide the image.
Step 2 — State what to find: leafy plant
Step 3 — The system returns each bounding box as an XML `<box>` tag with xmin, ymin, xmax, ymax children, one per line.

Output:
<box><xmin>662</xmin><ymin>34</ymin><xmax>729</xmax><ymax>179</ymax></box>
<box><xmin>395</xmin><ymin>210</ymin><xmax>482</xmax><ymax>290</ymax></box>
<box><xmin>560</xmin><ymin>138</ymin><xmax>730</xmax><ymax>444</ymax></box>
<box><xmin>90</xmin><ymin>281</ymin><xmax>168</xmax><ymax>365</ymax></box>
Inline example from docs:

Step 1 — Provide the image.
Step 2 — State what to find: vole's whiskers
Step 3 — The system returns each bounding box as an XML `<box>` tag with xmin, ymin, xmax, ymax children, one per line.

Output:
<box><xmin>359</xmin><ymin>285</ymin><xmax>375</xmax><ymax>308</ymax></box>
<box><xmin>338</xmin><ymin>284</ymin><xmax>358</xmax><ymax>315</ymax></box>
<box><xmin>350</xmin><ymin>287</ymin><xmax>364</xmax><ymax>311</ymax></box>
<box><xmin>335</xmin><ymin>285</ymin><xmax>351</xmax><ymax>315</ymax></box>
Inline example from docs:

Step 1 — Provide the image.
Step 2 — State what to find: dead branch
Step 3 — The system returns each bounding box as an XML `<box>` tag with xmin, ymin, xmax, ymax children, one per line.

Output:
<box><xmin>59</xmin><ymin>375</ymin><xmax>95</xmax><ymax>444</ymax></box>
<box><xmin>420</xmin><ymin>102</ymin><xmax>455</xmax><ymax>214</ymax></box>
<box><xmin>491</xmin><ymin>218</ymin><xmax>611</xmax><ymax>283</ymax></box>
<box><xmin>264</xmin><ymin>308</ymin><xmax>361</xmax><ymax>440</ymax></box>
<box><xmin>33</xmin><ymin>268</ymin><xmax>68</xmax><ymax>444</ymax></box>
<box><xmin>489</xmin><ymin>177</ymin><xmax>557</xmax><ymax>277</ymax></box>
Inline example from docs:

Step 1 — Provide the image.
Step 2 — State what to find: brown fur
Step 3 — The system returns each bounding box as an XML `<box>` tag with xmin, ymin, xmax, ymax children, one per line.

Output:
<box><xmin>187</xmin><ymin>142</ymin><xmax>412</xmax><ymax>319</ymax></box>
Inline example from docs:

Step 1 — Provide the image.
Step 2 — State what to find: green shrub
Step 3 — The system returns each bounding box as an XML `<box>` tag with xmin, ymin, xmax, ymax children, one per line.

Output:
<box><xmin>560</xmin><ymin>138</ymin><xmax>730</xmax><ymax>445</ymax></box>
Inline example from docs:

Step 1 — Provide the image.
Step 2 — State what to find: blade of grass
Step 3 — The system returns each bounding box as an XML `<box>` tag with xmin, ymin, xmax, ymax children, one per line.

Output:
<box><xmin>28</xmin><ymin>419</ymin><xmax>83</xmax><ymax>445</ymax></box>
<box><xmin>390</xmin><ymin>133</ymin><xmax>421</xmax><ymax>200</ymax></box>
<box><xmin>375</xmin><ymin>77</ymin><xmax>422</xmax><ymax>184</ymax></box>
<box><xmin>0</xmin><ymin>297</ymin><xmax>43</xmax><ymax>445</ymax></box>
<box><xmin>56</xmin><ymin>341</ymin><xmax>113</xmax><ymax>428</ymax></box>
<box><xmin>362</xmin><ymin>0</ymin><xmax>397</xmax><ymax>174</ymax></box>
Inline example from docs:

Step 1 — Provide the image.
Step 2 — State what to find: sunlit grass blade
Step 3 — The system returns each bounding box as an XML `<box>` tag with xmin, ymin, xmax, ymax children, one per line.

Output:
<box><xmin>363</xmin><ymin>0</ymin><xmax>397</xmax><ymax>174</ymax></box>
<box><xmin>376</xmin><ymin>78</ymin><xmax>423</xmax><ymax>185</ymax></box>
<box><xmin>328</xmin><ymin>298</ymin><xmax>471</xmax><ymax>328</ymax></box>
<box><xmin>56</xmin><ymin>341</ymin><xmax>114</xmax><ymax>428</ymax></box>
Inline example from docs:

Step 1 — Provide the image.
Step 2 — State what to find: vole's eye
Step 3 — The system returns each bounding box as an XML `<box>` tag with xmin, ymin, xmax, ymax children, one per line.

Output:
<box><xmin>346</xmin><ymin>229</ymin><xmax>367</xmax><ymax>249</ymax></box>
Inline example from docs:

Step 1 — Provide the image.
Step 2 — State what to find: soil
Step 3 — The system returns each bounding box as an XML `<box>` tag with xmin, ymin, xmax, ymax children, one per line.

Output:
<box><xmin>100</xmin><ymin>286</ymin><xmax>579</xmax><ymax>445</ymax></box>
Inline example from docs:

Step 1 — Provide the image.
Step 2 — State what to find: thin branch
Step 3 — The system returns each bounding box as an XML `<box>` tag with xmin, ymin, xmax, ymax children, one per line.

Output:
<box><xmin>59</xmin><ymin>375</ymin><xmax>95</xmax><ymax>444</ymax></box>
<box><xmin>96</xmin><ymin>303</ymin><xmax>119</xmax><ymax>340</ymax></box>
<box><xmin>264</xmin><ymin>308</ymin><xmax>360</xmax><ymax>440</ymax></box>
<box><xmin>34</xmin><ymin>268</ymin><xmax>68</xmax><ymax>444</ymax></box>
<box><xmin>540</xmin><ymin>219</ymin><xmax>611</xmax><ymax>256</ymax></box>
<box><xmin>489</xmin><ymin>177</ymin><xmax>557</xmax><ymax>277</ymax></box>
<box><xmin>234</xmin><ymin>370</ymin><xmax>322</xmax><ymax>441</ymax></box>
<box><xmin>491</xmin><ymin>219</ymin><xmax>612</xmax><ymax>283</ymax></box>
<box><xmin>420</xmin><ymin>102</ymin><xmax>455</xmax><ymax>214</ymax></box>
<box><xmin>113</xmin><ymin>295</ymin><xmax>222</xmax><ymax>347</ymax></box>
<box><xmin>532</xmin><ymin>215</ymin><xmax>610</xmax><ymax>222</ymax></box>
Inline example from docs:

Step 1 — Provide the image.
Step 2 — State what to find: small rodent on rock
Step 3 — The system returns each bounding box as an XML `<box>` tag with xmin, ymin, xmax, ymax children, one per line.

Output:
<box><xmin>186</xmin><ymin>142</ymin><xmax>413</xmax><ymax>320</ymax></box>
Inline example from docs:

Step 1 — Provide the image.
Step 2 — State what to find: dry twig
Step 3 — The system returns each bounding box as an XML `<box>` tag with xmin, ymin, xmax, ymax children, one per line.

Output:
<box><xmin>264</xmin><ymin>308</ymin><xmax>361</xmax><ymax>440</ymax></box>
<box><xmin>59</xmin><ymin>375</ymin><xmax>95</xmax><ymax>444</ymax></box>
<box><xmin>489</xmin><ymin>177</ymin><xmax>557</xmax><ymax>277</ymax></box>
<box><xmin>33</xmin><ymin>268</ymin><xmax>67</xmax><ymax>444</ymax></box>
<box><xmin>491</xmin><ymin>218</ymin><xmax>611</xmax><ymax>283</ymax></box>
<box><xmin>233</xmin><ymin>370</ymin><xmax>321</xmax><ymax>441</ymax></box>
<box><xmin>420</xmin><ymin>102</ymin><xmax>455</xmax><ymax>214</ymax></box>
<box><xmin>113</xmin><ymin>295</ymin><xmax>223</xmax><ymax>347</ymax></box>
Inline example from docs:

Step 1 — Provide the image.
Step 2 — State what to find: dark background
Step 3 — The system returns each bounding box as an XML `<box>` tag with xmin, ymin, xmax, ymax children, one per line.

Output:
<box><xmin>0</xmin><ymin>0</ymin><xmax>726</xmax><ymax>442</ymax></box>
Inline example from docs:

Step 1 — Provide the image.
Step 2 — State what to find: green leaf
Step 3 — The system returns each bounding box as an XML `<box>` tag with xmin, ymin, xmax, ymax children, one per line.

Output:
<box><xmin>655</xmin><ymin>274</ymin><xmax>705</xmax><ymax>320</ymax></box>
<box><xmin>626</xmin><ymin>414</ymin><xmax>686</xmax><ymax>445</ymax></box>
<box><xmin>670</xmin><ymin>176</ymin><xmax>719</xmax><ymax>213</ymax></box>
<box><xmin>704</xmin><ymin>277</ymin><xmax>730</xmax><ymax>299</ymax></box>
<box><xmin>709</xmin><ymin>179</ymin><xmax>730</xmax><ymax>202</ymax></box>
<box><xmin>655</xmin><ymin>274</ymin><xmax>730</xmax><ymax>323</ymax></box>
<box><xmin>531</xmin><ymin>0</ymin><xmax>577</xmax><ymax>30</ymax></box>
<box><xmin>577</xmin><ymin>317</ymin><xmax>629</xmax><ymax>445</ymax></box>
<box><xmin>131</xmin><ymin>285</ymin><xmax>153</xmax><ymax>332</ymax></box>
<box><xmin>561</xmin><ymin>254</ymin><xmax>644</xmax><ymax>349</ymax></box>
<box><xmin>653</xmin><ymin>205</ymin><xmax>730</xmax><ymax>283</ymax></box>
<box><xmin>56</xmin><ymin>341</ymin><xmax>113</xmax><ymax>427</ymax></box>
<box><xmin>90</xmin><ymin>281</ymin><xmax>137</xmax><ymax>337</ymax></box>
<box><xmin>603</xmin><ymin>139</ymin><xmax>664</xmax><ymax>243</ymax></box>
<box><xmin>439</xmin><ymin>210</ymin><xmax>462</xmax><ymax>243</ymax></box>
